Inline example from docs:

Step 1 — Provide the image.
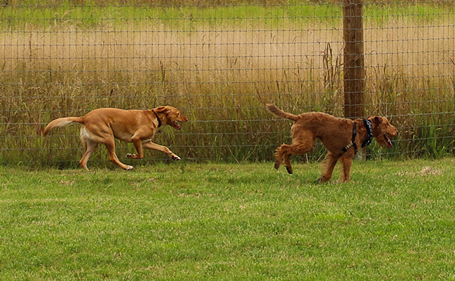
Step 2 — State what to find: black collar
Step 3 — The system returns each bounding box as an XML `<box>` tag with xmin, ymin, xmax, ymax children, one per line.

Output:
<box><xmin>152</xmin><ymin>110</ymin><xmax>162</xmax><ymax>127</ymax></box>
<box><xmin>361</xmin><ymin>119</ymin><xmax>373</xmax><ymax>148</ymax></box>
<box><xmin>340</xmin><ymin>119</ymin><xmax>374</xmax><ymax>155</ymax></box>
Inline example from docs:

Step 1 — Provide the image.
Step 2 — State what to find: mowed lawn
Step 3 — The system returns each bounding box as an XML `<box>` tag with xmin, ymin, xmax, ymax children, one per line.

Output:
<box><xmin>1</xmin><ymin>158</ymin><xmax>455</xmax><ymax>280</ymax></box>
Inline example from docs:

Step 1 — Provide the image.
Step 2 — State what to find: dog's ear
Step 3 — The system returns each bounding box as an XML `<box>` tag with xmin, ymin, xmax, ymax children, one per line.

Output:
<box><xmin>373</xmin><ymin>116</ymin><xmax>382</xmax><ymax>125</ymax></box>
<box><xmin>155</xmin><ymin>106</ymin><xmax>171</xmax><ymax>115</ymax></box>
<box><xmin>370</xmin><ymin>116</ymin><xmax>382</xmax><ymax>125</ymax></box>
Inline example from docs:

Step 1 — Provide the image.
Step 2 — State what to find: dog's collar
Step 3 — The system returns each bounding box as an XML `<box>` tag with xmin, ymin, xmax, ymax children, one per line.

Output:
<box><xmin>341</xmin><ymin>122</ymin><xmax>358</xmax><ymax>155</ymax></box>
<box><xmin>361</xmin><ymin>119</ymin><xmax>373</xmax><ymax>148</ymax></box>
<box><xmin>152</xmin><ymin>110</ymin><xmax>162</xmax><ymax>127</ymax></box>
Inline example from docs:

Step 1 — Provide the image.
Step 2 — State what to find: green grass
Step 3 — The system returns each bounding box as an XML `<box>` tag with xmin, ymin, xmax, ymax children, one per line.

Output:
<box><xmin>0</xmin><ymin>3</ymin><xmax>343</xmax><ymax>30</ymax></box>
<box><xmin>1</xmin><ymin>158</ymin><xmax>455</xmax><ymax>279</ymax></box>
<box><xmin>2</xmin><ymin>2</ymin><xmax>453</xmax><ymax>30</ymax></box>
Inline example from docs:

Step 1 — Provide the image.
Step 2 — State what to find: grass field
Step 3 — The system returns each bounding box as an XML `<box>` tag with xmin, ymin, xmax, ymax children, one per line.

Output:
<box><xmin>1</xmin><ymin>158</ymin><xmax>455</xmax><ymax>279</ymax></box>
<box><xmin>1</xmin><ymin>2</ymin><xmax>455</xmax><ymax>280</ymax></box>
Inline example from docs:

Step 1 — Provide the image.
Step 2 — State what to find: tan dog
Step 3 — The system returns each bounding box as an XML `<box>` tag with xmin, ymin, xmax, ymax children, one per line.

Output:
<box><xmin>43</xmin><ymin>106</ymin><xmax>188</xmax><ymax>171</ymax></box>
<box><xmin>267</xmin><ymin>104</ymin><xmax>397</xmax><ymax>182</ymax></box>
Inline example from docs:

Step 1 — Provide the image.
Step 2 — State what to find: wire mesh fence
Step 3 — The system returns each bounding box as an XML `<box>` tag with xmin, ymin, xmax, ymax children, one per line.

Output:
<box><xmin>1</xmin><ymin>1</ymin><xmax>454</xmax><ymax>168</ymax></box>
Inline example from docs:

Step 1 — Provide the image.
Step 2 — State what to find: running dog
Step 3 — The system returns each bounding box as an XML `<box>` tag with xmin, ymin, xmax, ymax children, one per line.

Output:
<box><xmin>43</xmin><ymin>106</ymin><xmax>188</xmax><ymax>171</ymax></box>
<box><xmin>267</xmin><ymin>104</ymin><xmax>397</xmax><ymax>182</ymax></box>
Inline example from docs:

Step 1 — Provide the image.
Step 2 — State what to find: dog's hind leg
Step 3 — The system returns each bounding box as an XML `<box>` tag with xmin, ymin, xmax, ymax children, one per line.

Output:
<box><xmin>317</xmin><ymin>152</ymin><xmax>340</xmax><ymax>182</ymax></box>
<box><xmin>79</xmin><ymin>127</ymin><xmax>98</xmax><ymax>171</ymax></box>
<box><xmin>275</xmin><ymin>140</ymin><xmax>313</xmax><ymax>174</ymax></box>
<box><xmin>281</xmin><ymin>145</ymin><xmax>294</xmax><ymax>174</ymax></box>
<box><xmin>274</xmin><ymin>144</ymin><xmax>296</xmax><ymax>173</ymax></box>
<box><xmin>274</xmin><ymin>146</ymin><xmax>285</xmax><ymax>170</ymax></box>
<box><xmin>79</xmin><ymin>140</ymin><xmax>98</xmax><ymax>171</ymax></box>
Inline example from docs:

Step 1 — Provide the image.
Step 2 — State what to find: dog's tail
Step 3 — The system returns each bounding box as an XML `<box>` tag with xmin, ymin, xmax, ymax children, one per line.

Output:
<box><xmin>43</xmin><ymin>117</ymin><xmax>84</xmax><ymax>136</ymax></box>
<box><xmin>266</xmin><ymin>104</ymin><xmax>299</xmax><ymax>122</ymax></box>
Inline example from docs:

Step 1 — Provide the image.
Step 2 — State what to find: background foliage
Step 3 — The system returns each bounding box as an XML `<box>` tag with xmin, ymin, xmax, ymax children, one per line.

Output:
<box><xmin>1</xmin><ymin>1</ymin><xmax>455</xmax><ymax>167</ymax></box>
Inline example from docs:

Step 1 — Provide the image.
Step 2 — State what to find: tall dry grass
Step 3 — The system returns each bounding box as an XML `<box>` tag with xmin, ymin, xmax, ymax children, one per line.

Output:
<box><xmin>1</xmin><ymin>15</ymin><xmax>454</xmax><ymax>166</ymax></box>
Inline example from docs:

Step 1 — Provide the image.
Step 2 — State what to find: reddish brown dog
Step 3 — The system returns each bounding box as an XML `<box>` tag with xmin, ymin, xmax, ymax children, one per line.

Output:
<box><xmin>267</xmin><ymin>104</ymin><xmax>397</xmax><ymax>182</ymax></box>
<box><xmin>43</xmin><ymin>106</ymin><xmax>188</xmax><ymax>171</ymax></box>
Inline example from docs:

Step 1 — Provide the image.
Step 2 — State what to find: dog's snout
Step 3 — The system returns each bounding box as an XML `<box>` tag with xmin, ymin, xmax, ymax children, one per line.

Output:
<box><xmin>391</xmin><ymin>126</ymin><xmax>398</xmax><ymax>136</ymax></box>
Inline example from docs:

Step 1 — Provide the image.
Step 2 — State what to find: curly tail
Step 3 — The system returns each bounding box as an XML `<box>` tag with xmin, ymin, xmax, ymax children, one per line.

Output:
<box><xmin>266</xmin><ymin>104</ymin><xmax>299</xmax><ymax>122</ymax></box>
<box><xmin>43</xmin><ymin>117</ymin><xmax>84</xmax><ymax>136</ymax></box>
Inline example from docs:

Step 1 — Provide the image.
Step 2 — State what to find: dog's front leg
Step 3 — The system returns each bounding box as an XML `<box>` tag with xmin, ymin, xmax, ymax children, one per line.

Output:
<box><xmin>317</xmin><ymin>152</ymin><xmax>339</xmax><ymax>182</ymax></box>
<box><xmin>126</xmin><ymin>138</ymin><xmax>145</xmax><ymax>159</ymax></box>
<box><xmin>141</xmin><ymin>140</ymin><xmax>181</xmax><ymax>161</ymax></box>
<box><xmin>340</xmin><ymin>154</ymin><xmax>353</xmax><ymax>182</ymax></box>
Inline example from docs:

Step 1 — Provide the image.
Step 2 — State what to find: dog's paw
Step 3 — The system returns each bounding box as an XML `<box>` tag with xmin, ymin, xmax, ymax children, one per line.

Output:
<box><xmin>172</xmin><ymin>155</ymin><xmax>181</xmax><ymax>161</ymax></box>
<box><xmin>126</xmin><ymin>153</ymin><xmax>134</xmax><ymax>158</ymax></box>
<box><xmin>126</xmin><ymin>165</ymin><xmax>133</xmax><ymax>170</ymax></box>
<box><xmin>286</xmin><ymin>166</ymin><xmax>293</xmax><ymax>174</ymax></box>
<box><xmin>315</xmin><ymin>177</ymin><xmax>329</xmax><ymax>183</ymax></box>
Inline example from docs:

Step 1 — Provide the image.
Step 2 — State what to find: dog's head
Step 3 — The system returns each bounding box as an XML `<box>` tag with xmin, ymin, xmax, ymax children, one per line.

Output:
<box><xmin>155</xmin><ymin>106</ymin><xmax>188</xmax><ymax>129</ymax></box>
<box><xmin>368</xmin><ymin>116</ymin><xmax>398</xmax><ymax>148</ymax></box>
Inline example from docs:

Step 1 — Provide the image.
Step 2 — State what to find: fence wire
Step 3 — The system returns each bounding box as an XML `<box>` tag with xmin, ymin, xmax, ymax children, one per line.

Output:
<box><xmin>1</xmin><ymin>1</ymin><xmax>454</xmax><ymax>167</ymax></box>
